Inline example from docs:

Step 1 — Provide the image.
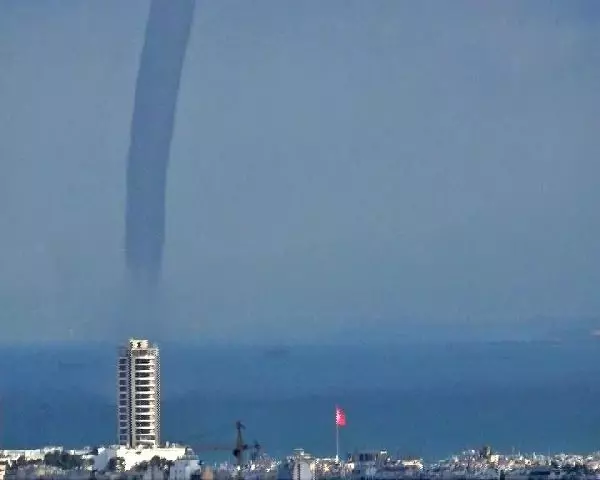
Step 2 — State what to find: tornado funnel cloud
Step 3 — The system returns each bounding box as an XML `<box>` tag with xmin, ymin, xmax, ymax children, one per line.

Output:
<box><xmin>125</xmin><ymin>0</ymin><xmax>195</xmax><ymax>285</ymax></box>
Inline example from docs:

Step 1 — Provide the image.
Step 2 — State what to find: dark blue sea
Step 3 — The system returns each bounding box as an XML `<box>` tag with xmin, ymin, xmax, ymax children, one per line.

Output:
<box><xmin>1</xmin><ymin>339</ymin><xmax>599</xmax><ymax>461</ymax></box>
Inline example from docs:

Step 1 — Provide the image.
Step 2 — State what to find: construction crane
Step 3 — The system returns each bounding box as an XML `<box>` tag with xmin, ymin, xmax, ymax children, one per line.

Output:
<box><xmin>230</xmin><ymin>421</ymin><xmax>246</xmax><ymax>468</ymax></box>
<box><xmin>191</xmin><ymin>420</ymin><xmax>261</xmax><ymax>479</ymax></box>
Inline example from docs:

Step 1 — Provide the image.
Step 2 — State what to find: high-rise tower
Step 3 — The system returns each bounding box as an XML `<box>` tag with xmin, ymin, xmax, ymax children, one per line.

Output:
<box><xmin>117</xmin><ymin>339</ymin><xmax>161</xmax><ymax>448</ymax></box>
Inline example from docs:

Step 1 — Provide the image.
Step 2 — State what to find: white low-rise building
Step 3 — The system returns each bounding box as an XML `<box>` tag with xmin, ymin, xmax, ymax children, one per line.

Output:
<box><xmin>0</xmin><ymin>447</ymin><xmax>57</xmax><ymax>463</ymax></box>
<box><xmin>168</xmin><ymin>454</ymin><xmax>202</xmax><ymax>480</ymax></box>
<box><xmin>289</xmin><ymin>459</ymin><xmax>314</xmax><ymax>480</ymax></box>
<box><xmin>144</xmin><ymin>465</ymin><xmax>167</xmax><ymax>480</ymax></box>
<box><xmin>93</xmin><ymin>445</ymin><xmax>186</xmax><ymax>472</ymax></box>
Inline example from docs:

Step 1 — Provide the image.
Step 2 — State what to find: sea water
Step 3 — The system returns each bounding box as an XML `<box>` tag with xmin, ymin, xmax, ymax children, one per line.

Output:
<box><xmin>0</xmin><ymin>339</ymin><xmax>598</xmax><ymax>461</ymax></box>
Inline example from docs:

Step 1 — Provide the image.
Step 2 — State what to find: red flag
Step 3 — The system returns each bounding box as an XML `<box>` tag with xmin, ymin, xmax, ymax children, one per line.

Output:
<box><xmin>335</xmin><ymin>406</ymin><xmax>346</xmax><ymax>427</ymax></box>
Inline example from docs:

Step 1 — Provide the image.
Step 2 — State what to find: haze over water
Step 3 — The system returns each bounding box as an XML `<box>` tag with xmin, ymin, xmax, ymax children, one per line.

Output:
<box><xmin>1</xmin><ymin>1</ymin><xmax>599</xmax><ymax>344</ymax></box>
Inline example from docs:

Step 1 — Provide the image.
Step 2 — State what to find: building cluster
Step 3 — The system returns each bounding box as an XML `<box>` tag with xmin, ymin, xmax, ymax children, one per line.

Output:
<box><xmin>4</xmin><ymin>339</ymin><xmax>600</xmax><ymax>480</ymax></box>
<box><xmin>0</xmin><ymin>339</ymin><xmax>219</xmax><ymax>480</ymax></box>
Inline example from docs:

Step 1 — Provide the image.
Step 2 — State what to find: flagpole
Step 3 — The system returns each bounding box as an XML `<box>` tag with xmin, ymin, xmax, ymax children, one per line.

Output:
<box><xmin>336</xmin><ymin>421</ymin><xmax>339</xmax><ymax>463</ymax></box>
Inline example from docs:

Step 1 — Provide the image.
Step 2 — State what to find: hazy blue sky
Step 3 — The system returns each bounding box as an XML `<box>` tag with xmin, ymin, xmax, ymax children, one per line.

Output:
<box><xmin>1</xmin><ymin>1</ymin><xmax>599</xmax><ymax>344</ymax></box>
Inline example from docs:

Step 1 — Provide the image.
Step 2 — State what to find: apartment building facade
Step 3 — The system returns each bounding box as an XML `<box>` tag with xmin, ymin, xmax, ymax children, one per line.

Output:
<box><xmin>117</xmin><ymin>338</ymin><xmax>160</xmax><ymax>448</ymax></box>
